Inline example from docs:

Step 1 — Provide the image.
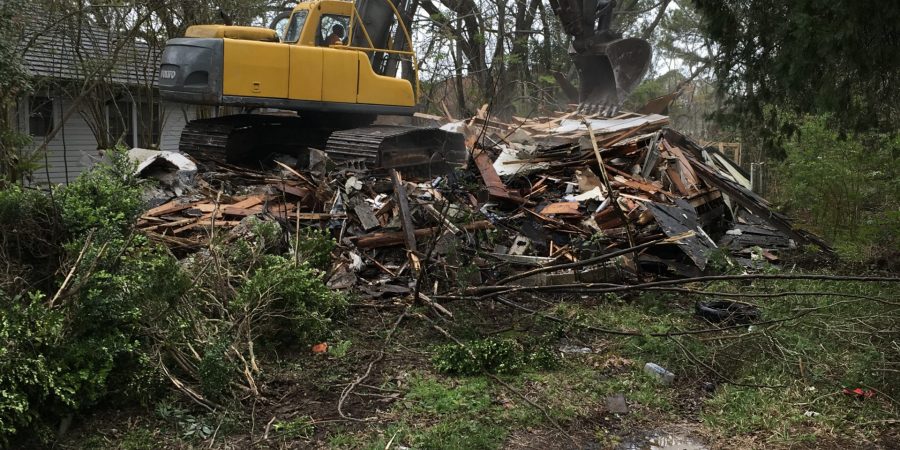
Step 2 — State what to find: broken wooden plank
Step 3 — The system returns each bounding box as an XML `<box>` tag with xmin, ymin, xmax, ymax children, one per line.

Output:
<box><xmin>274</xmin><ymin>160</ymin><xmax>315</xmax><ymax>185</ymax></box>
<box><xmin>225</xmin><ymin>195</ymin><xmax>264</xmax><ymax>211</ymax></box>
<box><xmin>663</xmin><ymin>141</ymin><xmax>700</xmax><ymax>190</ymax></box>
<box><xmin>390</xmin><ymin>169</ymin><xmax>418</xmax><ymax>255</ymax></box>
<box><xmin>146</xmin><ymin>200</ymin><xmax>195</xmax><ymax>217</ymax></box>
<box><xmin>140</xmin><ymin>217</ymin><xmax>198</xmax><ymax>232</ymax></box>
<box><xmin>286</xmin><ymin>213</ymin><xmax>334</xmax><ymax>221</ymax></box>
<box><xmin>353</xmin><ymin>201</ymin><xmax>380</xmax><ymax>232</ymax></box>
<box><xmin>612</xmin><ymin>175</ymin><xmax>661</xmax><ymax>195</ymax></box>
<box><xmin>221</xmin><ymin>206</ymin><xmax>265</xmax><ymax>217</ymax></box>
<box><xmin>661</xmin><ymin>128</ymin><xmax>834</xmax><ymax>254</ymax></box>
<box><xmin>173</xmin><ymin>220</ymin><xmax>242</xmax><ymax>235</ymax></box>
<box><xmin>540</xmin><ymin>202</ymin><xmax>581</xmax><ymax>216</ymax></box>
<box><xmin>413</xmin><ymin>112</ymin><xmax>445</xmax><ymax>122</ymax></box>
<box><xmin>353</xmin><ymin>221</ymin><xmax>494</xmax><ymax>249</ymax></box>
<box><xmin>275</xmin><ymin>183</ymin><xmax>310</xmax><ymax>199</ymax></box>
<box><xmin>471</xmin><ymin>149</ymin><xmax>526</xmax><ymax>203</ymax></box>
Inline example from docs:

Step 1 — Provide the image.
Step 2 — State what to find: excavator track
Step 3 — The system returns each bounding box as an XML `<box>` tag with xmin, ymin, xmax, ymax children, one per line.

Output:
<box><xmin>178</xmin><ymin>114</ymin><xmax>466</xmax><ymax>176</ymax></box>
<box><xmin>326</xmin><ymin>126</ymin><xmax>466</xmax><ymax>177</ymax></box>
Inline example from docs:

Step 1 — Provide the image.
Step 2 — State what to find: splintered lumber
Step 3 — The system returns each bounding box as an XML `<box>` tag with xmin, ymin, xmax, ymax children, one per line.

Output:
<box><xmin>612</xmin><ymin>175</ymin><xmax>662</xmax><ymax>196</ymax></box>
<box><xmin>141</xmin><ymin>217</ymin><xmax>197</xmax><ymax>232</ymax></box>
<box><xmin>222</xmin><ymin>206</ymin><xmax>265</xmax><ymax>217</ymax></box>
<box><xmin>390</xmin><ymin>169</ymin><xmax>417</xmax><ymax>253</ymax></box>
<box><xmin>145</xmin><ymin>231</ymin><xmax>201</xmax><ymax>249</ymax></box>
<box><xmin>472</xmin><ymin>149</ymin><xmax>525</xmax><ymax>203</ymax></box>
<box><xmin>274</xmin><ymin>160</ymin><xmax>314</xmax><ymax>185</ymax></box>
<box><xmin>586</xmin><ymin>121</ymin><xmax>637</xmax><ymax>250</ymax></box>
<box><xmin>664</xmin><ymin>142</ymin><xmax>700</xmax><ymax>191</ymax></box>
<box><xmin>287</xmin><ymin>213</ymin><xmax>333</xmax><ymax>220</ymax></box>
<box><xmin>413</xmin><ymin>112</ymin><xmax>445</xmax><ymax>122</ymax></box>
<box><xmin>146</xmin><ymin>200</ymin><xmax>196</xmax><ymax>217</ymax></box>
<box><xmin>540</xmin><ymin>202</ymin><xmax>581</xmax><ymax>216</ymax></box>
<box><xmin>353</xmin><ymin>221</ymin><xmax>494</xmax><ymax>249</ymax></box>
<box><xmin>275</xmin><ymin>183</ymin><xmax>310</xmax><ymax>199</ymax></box>
<box><xmin>662</xmin><ymin>128</ymin><xmax>834</xmax><ymax>254</ymax></box>
<box><xmin>225</xmin><ymin>195</ymin><xmax>264</xmax><ymax>211</ymax></box>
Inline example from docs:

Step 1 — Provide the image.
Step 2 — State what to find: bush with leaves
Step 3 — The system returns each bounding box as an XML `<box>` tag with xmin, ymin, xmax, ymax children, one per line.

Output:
<box><xmin>0</xmin><ymin>184</ymin><xmax>63</xmax><ymax>293</ymax></box>
<box><xmin>433</xmin><ymin>337</ymin><xmax>559</xmax><ymax>376</ymax></box>
<box><xmin>0</xmin><ymin>150</ymin><xmax>347</xmax><ymax>443</ymax></box>
<box><xmin>155</xmin><ymin>217</ymin><xmax>345</xmax><ymax>406</ymax></box>
<box><xmin>0</xmin><ymin>149</ymin><xmax>187</xmax><ymax>444</ymax></box>
<box><xmin>776</xmin><ymin>114</ymin><xmax>899</xmax><ymax>259</ymax></box>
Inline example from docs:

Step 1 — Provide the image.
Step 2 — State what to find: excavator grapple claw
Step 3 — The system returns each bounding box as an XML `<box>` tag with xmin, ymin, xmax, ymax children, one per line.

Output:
<box><xmin>550</xmin><ymin>0</ymin><xmax>653</xmax><ymax>116</ymax></box>
<box><xmin>574</xmin><ymin>37</ymin><xmax>652</xmax><ymax>116</ymax></box>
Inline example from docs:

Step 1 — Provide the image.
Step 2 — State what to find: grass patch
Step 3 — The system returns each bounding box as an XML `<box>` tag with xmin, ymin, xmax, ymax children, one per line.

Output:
<box><xmin>541</xmin><ymin>279</ymin><xmax>898</xmax><ymax>445</ymax></box>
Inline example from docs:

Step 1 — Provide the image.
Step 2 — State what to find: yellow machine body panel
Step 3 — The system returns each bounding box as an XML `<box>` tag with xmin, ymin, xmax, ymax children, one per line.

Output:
<box><xmin>357</xmin><ymin>53</ymin><xmax>415</xmax><ymax>106</ymax></box>
<box><xmin>186</xmin><ymin>25</ymin><xmax>278</xmax><ymax>42</ymax></box>
<box><xmin>161</xmin><ymin>0</ymin><xmax>417</xmax><ymax>111</ymax></box>
<box><xmin>223</xmin><ymin>39</ymin><xmax>290</xmax><ymax>98</ymax></box>
<box><xmin>289</xmin><ymin>46</ymin><xmax>324</xmax><ymax>101</ymax></box>
<box><xmin>321</xmin><ymin>48</ymin><xmax>359</xmax><ymax>103</ymax></box>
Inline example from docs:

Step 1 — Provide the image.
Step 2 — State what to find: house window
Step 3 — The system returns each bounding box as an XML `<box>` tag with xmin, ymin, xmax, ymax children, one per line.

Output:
<box><xmin>106</xmin><ymin>101</ymin><xmax>161</xmax><ymax>149</ymax></box>
<box><xmin>136</xmin><ymin>102</ymin><xmax>161</xmax><ymax>148</ymax></box>
<box><xmin>107</xmin><ymin>101</ymin><xmax>133</xmax><ymax>147</ymax></box>
<box><xmin>29</xmin><ymin>96</ymin><xmax>54</xmax><ymax>137</ymax></box>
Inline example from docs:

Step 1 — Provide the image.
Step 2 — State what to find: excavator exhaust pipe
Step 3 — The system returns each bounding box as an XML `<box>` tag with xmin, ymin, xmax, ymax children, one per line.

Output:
<box><xmin>575</xmin><ymin>37</ymin><xmax>652</xmax><ymax>116</ymax></box>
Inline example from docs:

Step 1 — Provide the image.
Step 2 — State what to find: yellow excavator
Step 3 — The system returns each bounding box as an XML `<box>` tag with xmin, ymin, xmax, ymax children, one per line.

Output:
<box><xmin>159</xmin><ymin>0</ymin><xmax>651</xmax><ymax>173</ymax></box>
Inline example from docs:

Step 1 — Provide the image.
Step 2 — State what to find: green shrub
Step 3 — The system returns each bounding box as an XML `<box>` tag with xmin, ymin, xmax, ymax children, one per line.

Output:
<box><xmin>198</xmin><ymin>339</ymin><xmax>236</xmax><ymax>401</ymax></box>
<box><xmin>0</xmin><ymin>149</ymin><xmax>348</xmax><ymax>444</ymax></box>
<box><xmin>0</xmin><ymin>184</ymin><xmax>63</xmax><ymax>292</ymax></box>
<box><xmin>57</xmin><ymin>148</ymin><xmax>145</xmax><ymax>235</ymax></box>
<box><xmin>0</xmin><ymin>291</ymin><xmax>66</xmax><ymax>439</ymax></box>
<box><xmin>0</xmin><ymin>130</ymin><xmax>40</xmax><ymax>186</ymax></box>
<box><xmin>154</xmin><ymin>222</ymin><xmax>345</xmax><ymax>406</ymax></box>
<box><xmin>777</xmin><ymin>115</ymin><xmax>899</xmax><ymax>258</ymax></box>
<box><xmin>0</xmin><ymin>149</ymin><xmax>187</xmax><ymax>444</ymax></box>
<box><xmin>236</xmin><ymin>255</ymin><xmax>346</xmax><ymax>343</ymax></box>
<box><xmin>432</xmin><ymin>337</ymin><xmax>559</xmax><ymax>375</ymax></box>
<box><xmin>293</xmin><ymin>226</ymin><xmax>335</xmax><ymax>269</ymax></box>
<box><xmin>273</xmin><ymin>415</ymin><xmax>315</xmax><ymax>440</ymax></box>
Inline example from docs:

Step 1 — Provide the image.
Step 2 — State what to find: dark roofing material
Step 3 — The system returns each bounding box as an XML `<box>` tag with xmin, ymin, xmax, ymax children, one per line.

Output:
<box><xmin>16</xmin><ymin>4</ymin><xmax>160</xmax><ymax>86</ymax></box>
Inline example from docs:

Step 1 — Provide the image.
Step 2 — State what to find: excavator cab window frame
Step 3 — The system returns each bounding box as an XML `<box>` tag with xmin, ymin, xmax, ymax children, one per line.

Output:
<box><xmin>317</xmin><ymin>14</ymin><xmax>350</xmax><ymax>47</ymax></box>
<box><xmin>283</xmin><ymin>10</ymin><xmax>309</xmax><ymax>43</ymax></box>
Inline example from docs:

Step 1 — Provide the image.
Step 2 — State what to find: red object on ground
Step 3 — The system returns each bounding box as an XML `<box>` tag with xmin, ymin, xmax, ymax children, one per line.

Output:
<box><xmin>312</xmin><ymin>342</ymin><xmax>328</xmax><ymax>354</ymax></box>
<box><xmin>842</xmin><ymin>388</ymin><xmax>875</xmax><ymax>399</ymax></box>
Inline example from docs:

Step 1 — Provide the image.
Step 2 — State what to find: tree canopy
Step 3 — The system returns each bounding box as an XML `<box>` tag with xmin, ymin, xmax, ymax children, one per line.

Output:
<box><xmin>0</xmin><ymin>0</ymin><xmax>29</xmax><ymax>105</ymax></box>
<box><xmin>694</xmin><ymin>0</ymin><xmax>900</xmax><ymax>133</ymax></box>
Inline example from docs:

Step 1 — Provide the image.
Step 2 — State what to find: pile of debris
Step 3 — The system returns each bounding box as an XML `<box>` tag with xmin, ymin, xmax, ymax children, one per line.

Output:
<box><xmin>136</xmin><ymin>108</ymin><xmax>831</xmax><ymax>293</ymax></box>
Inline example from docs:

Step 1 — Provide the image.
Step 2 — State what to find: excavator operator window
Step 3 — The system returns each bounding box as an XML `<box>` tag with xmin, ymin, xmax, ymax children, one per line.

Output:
<box><xmin>318</xmin><ymin>15</ymin><xmax>350</xmax><ymax>47</ymax></box>
<box><xmin>283</xmin><ymin>10</ymin><xmax>309</xmax><ymax>43</ymax></box>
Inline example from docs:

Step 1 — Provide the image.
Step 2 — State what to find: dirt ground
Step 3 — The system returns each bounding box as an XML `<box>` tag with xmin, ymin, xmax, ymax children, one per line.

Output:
<box><xmin>58</xmin><ymin>289</ymin><xmax>899</xmax><ymax>450</ymax></box>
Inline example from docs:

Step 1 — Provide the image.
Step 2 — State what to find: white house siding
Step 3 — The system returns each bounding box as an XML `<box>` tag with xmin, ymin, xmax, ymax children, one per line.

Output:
<box><xmin>24</xmin><ymin>97</ymin><xmax>104</xmax><ymax>187</ymax></box>
<box><xmin>20</xmin><ymin>96</ymin><xmax>197</xmax><ymax>187</ymax></box>
<box><xmin>160</xmin><ymin>102</ymin><xmax>195</xmax><ymax>152</ymax></box>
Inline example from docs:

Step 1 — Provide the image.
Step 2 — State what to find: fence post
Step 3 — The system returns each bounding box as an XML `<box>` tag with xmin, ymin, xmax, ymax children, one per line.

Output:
<box><xmin>751</xmin><ymin>162</ymin><xmax>767</xmax><ymax>194</ymax></box>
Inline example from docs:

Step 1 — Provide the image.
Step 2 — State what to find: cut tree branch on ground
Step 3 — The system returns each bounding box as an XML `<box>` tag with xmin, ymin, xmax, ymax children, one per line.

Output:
<box><xmin>337</xmin><ymin>305</ymin><xmax>411</xmax><ymax>422</ymax></box>
<box><xmin>473</xmin><ymin>274</ymin><xmax>900</xmax><ymax>301</ymax></box>
<box><xmin>492</xmin><ymin>232</ymin><xmax>693</xmax><ymax>286</ymax></box>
